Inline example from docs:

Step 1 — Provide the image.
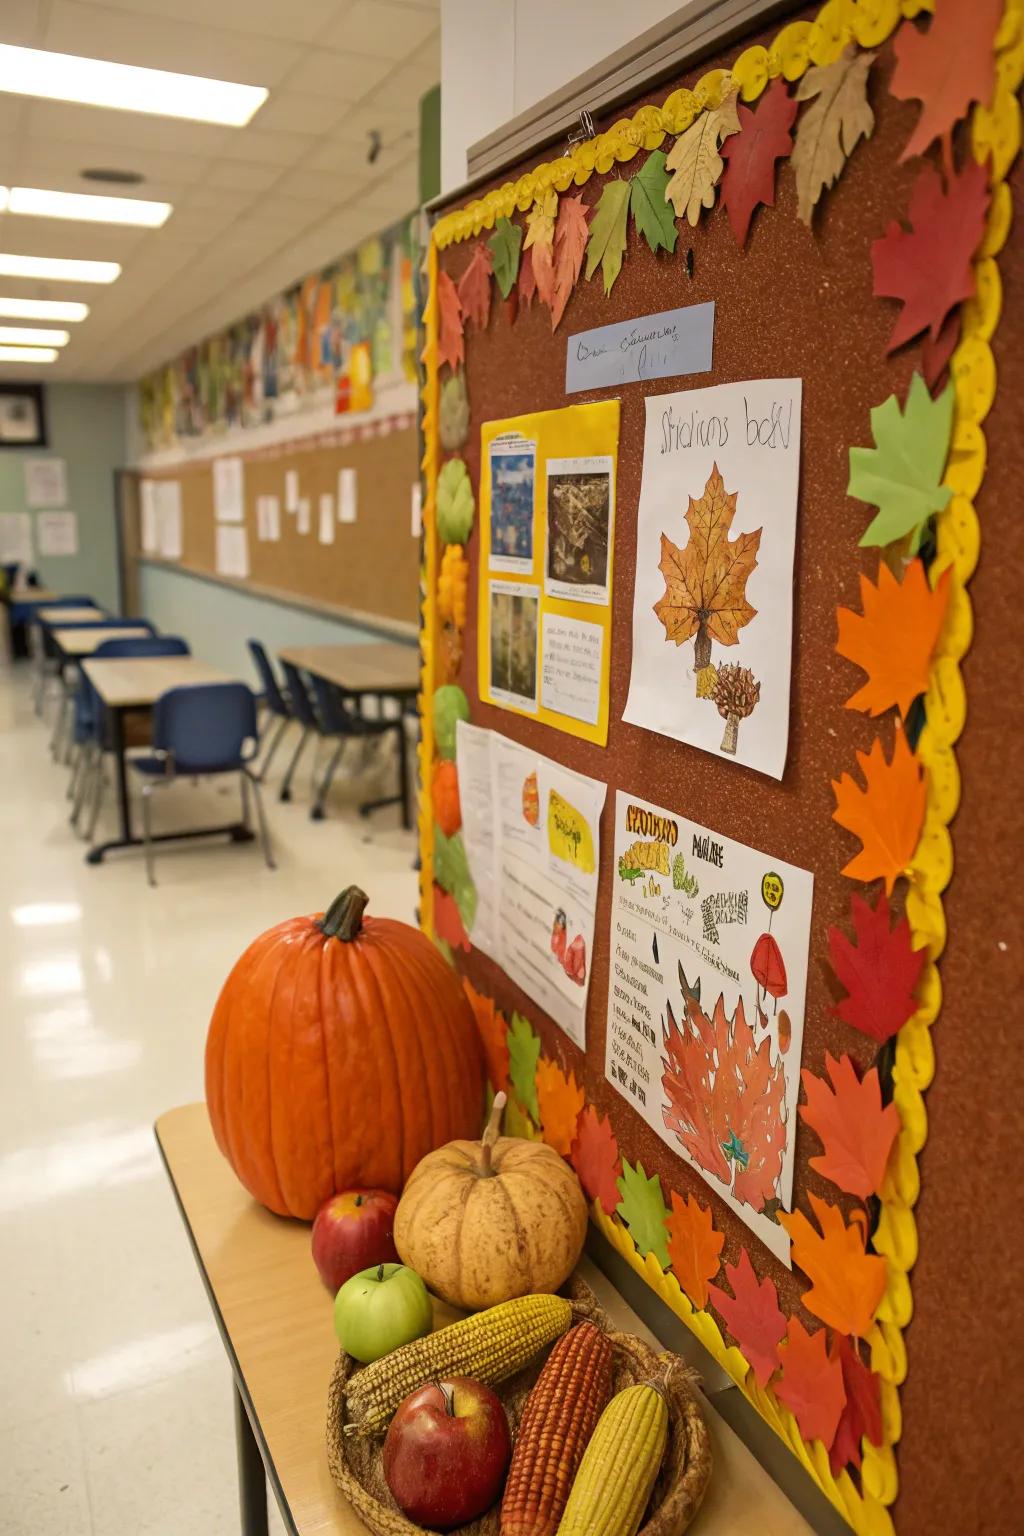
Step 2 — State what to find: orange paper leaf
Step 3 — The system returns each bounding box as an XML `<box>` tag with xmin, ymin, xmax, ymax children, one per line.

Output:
<box><xmin>457</xmin><ymin>242</ymin><xmax>493</xmax><ymax>330</ymax></box>
<box><xmin>831</xmin><ymin>728</ymin><xmax>926</xmax><ymax>893</ymax></box>
<box><xmin>550</xmin><ymin>195</ymin><xmax>590</xmax><ymax>331</ymax></box>
<box><xmin>836</xmin><ymin>559</ymin><xmax>951</xmax><ymax>717</ymax></box>
<box><xmin>779</xmin><ymin>1192</ymin><xmax>887</xmax><ymax>1338</ymax></box>
<box><xmin>437</xmin><ymin>270</ymin><xmax>464</xmax><ymax>372</ymax></box>
<box><xmin>464</xmin><ymin>979</ymin><xmax>509</xmax><ymax>1095</ymax></box>
<box><xmin>666</xmin><ymin>1191</ymin><xmax>724</xmax><ymax>1309</ymax></box>
<box><xmin>570</xmin><ymin>1104</ymin><xmax>621</xmax><ymax>1214</ymax></box>
<box><xmin>536</xmin><ymin>1058</ymin><xmax>585</xmax><ymax>1157</ymax></box>
<box><xmin>775</xmin><ymin>1318</ymin><xmax>847</xmax><ymax>1448</ymax></box>
<box><xmin>800</xmin><ymin>1053</ymin><xmax>900</xmax><ymax>1199</ymax></box>
<box><xmin>707</xmin><ymin>1248</ymin><xmax>786</xmax><ymax>1386</ymax></box>
<box><xmin>891</xmin><ymin>0</ymin><xmax>1002</xmax><ymax>170</ymax></box>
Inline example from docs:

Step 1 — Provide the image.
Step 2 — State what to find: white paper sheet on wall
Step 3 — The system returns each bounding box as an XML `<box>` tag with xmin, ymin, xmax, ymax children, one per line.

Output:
<box><xmin>157</xmin><ymin>481</ymin><xmax>182</xmax><ymax>560</ymax></box>
<box><xmin>0</xmin><ymin>511</ymin><xmax>32</xmax><ymax>564</ymax></box>
<box><xmin>215</xmin><ymin>524</ymin><xmax>249</xmax><ymax>579</ymax></box>
<box><xmin>140</xmin><ymin>482</ymin><xmax>159</xmax><ymax>555</ymax></box>
<box><xmin>319</xmin><ymin>493</ymin><xmax>335</xmax><ymax>544</ymax></box>
<box><xmin>296</xmin><ymin>498</ymin><xmax>311</xmax><ymax>535</ymax></box>
<box><xmin>410</xmin><ymin>483</ymin><xmax>422</xmax><ymax>538</ymax></box>
<box><xmin>285</xmin><ymin>469</ymin><xmax>300</xmax><ymax>513</ymax></box>
<box><xmin>213</xmin><ymin>457</ymin><xmax>245</xmax><ymax>522</ymax></box>
<box><xmin>338</xmin><ymin>466</ymin><xmax>358</xmax><ymax>523</ymax></box>
<box><xmin>24</xmin><ymin>457</ymin><xmax>68</xmax><ymax>508</ymax></box>
<box><xmin>36</xmin><ymin>510</ymin><xmax>78</xmax><ymax>557</ymax></box>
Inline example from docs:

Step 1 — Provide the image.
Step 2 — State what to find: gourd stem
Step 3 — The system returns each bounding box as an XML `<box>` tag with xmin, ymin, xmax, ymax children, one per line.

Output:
<box><xmin>319</xmin><ymin>886</ymin><xmax>370</xmax><ymax>941</ymax></box>
<box><xmin>477</xmin><ymin>1091</ymin><xmax>506</xmax><ymax>1175</ymax></box>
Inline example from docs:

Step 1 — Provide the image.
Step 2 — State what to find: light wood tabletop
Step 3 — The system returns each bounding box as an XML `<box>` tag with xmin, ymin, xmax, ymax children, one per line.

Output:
<box><xmin>37</xmin><ymin>604</ymin><xmax>106</xmax><ymax>624</ymax></box>
<box><xmin>82</xmin><ymin>655</ymin><xmax>235</xmax><ymax>708</ymax></box>
<box><xmin>279</xmin><ymin>642</ymin><xmax>419</xmax><ymax>695</ymax></box>
<box><xmin>8</xmin><ymin>586</ymin><xmax>58</xmax><ymax>602</ymax></box>
<box><xmin>52</xmin><ymin>625</ymin><xmax>152</xmax><ymax>656</ymax></box>
<box><xmin>155</xmin><ymin>1103</ymin><xmax>812</xmax><ymax>1536</ymax></box>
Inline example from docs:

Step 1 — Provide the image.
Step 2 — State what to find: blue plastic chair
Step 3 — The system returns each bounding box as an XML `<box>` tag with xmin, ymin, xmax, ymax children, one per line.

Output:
<box><xmin>52</xmin><ymin>620</ymin><xmax>157</xmax><ymax>761</ymax></box>
<box><xmin>247</xmin><ymin>639</ymin><xmax>291</xmax><ymax>782</ymax></box>
<box><xmin>305</xmin><ymin>672</ymin><xmax>399</xmax><ymax>821</ymax></box>
<box><xmin>278</xmin><ymin>659</ymin><xmax>320</xmax><ymax>802</ymax></box>
<box><xmin>129</xmin><ymin>682</ymin><xmax>274</xmax><ymax>886</ymax></box>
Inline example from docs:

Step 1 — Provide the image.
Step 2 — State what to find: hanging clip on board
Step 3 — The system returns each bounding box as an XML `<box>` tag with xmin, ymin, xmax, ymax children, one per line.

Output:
<box><xmin>564</xmin><ymin>109</ymin><xmax>596</xmax><ymax>154</ymax></box>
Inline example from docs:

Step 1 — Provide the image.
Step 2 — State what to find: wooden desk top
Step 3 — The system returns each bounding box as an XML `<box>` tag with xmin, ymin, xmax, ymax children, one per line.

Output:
<box><xmin>37</xmin><ymin>605</ymin><xmax>106</xmax><ymax>624</ymax></box>
<box><xmin>279</xmin><ymin>642</ymin><xmax>419</xmax><ymax>695</ymax></box>
<box><xmin>82</xmin><ymin>656</ymin><xmax>235</xmax><ymax>708</ymax></box>
<box><xmin>9</xmin><ymin>587</ymin><xmax>58</xmax><ymax>602</ymax></box>
<box><xmin>52</xmin><ymin>625</ymin><xmax>152</xmax><ymax>656</ymax></box>
<box><xmin>155</xmin><ymin>1103</ymin><xmax>812</xmax><ymax>1536</ymax></box>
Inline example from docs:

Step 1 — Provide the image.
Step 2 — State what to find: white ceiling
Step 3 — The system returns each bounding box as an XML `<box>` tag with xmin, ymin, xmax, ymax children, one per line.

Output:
<box><xmin>0</xmin><ymin>0</ymin><xmax>438</xmax><ymax>383</ymax></box>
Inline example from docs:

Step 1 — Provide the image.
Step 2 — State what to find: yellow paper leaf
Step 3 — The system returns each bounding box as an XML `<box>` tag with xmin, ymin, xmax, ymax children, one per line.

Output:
<box><xmin>665</xmin><ymin>91</ymin><xmax>741</xmax><ymax>226</ymax></box>
<box><xmin>792</xmin><ymin>45</ymin><xmax>876</xmax><ymax>225</ymax></box>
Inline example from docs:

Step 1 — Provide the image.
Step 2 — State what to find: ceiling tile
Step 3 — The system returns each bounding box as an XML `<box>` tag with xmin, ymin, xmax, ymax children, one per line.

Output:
<box><xmin>282</xmin><ymin>167</ymin><xmax>368</xmax><ymax>204</ymax></box>
<box><xmin>0</xmin><ymin>0</ymin><xmax>47</xmax><ymax>46</ymax></box>
<box><xmin>0</xmin><ymin>213</ymin><xmax>147</xmax><ymax>259</ymax></box>
<box><xmin>368</xmin><ymin>34</ymin><xmax>441</xmax><ymax>112</ymax></box>
<box><xmin>282</xmin><ymin>48</ymin><xmax>392</xmax><ymax>100</ymax></box>
<box><xmin>84</xmin><ymin>0</ymin><xmax>345</xmax><ymax>44</ymax></box>
<box><xmin>23</xmin><ymin>100</ymin><xmax>232</xmax><ymax>160</ymax></box>
<box><xmin>203</xmin><ymin>160</ymin><xmax>282</xmax><ymax>193</ymax></box>
<box><xmin>212</xmin><ymin>128</ymin><xmax>317</xmax><ymax>169</ymax></box>
<box><xmin>15</xmin><ymin>139</ymin><xmax>211</xmax><ymax>186</ymax></box>
<box><xmin>320</xmin><ymin>0</ymin><xmax>438</xmax><ymax>60</ymax></box>
<box><xmin>248</xmin><ymin>90</ymin><xmax>353</xmax><ymax>136</ymax></box>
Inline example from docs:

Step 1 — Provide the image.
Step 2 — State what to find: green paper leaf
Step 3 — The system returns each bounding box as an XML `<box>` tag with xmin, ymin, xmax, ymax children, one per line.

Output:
<box><xmin>615</xmin><ymin>1159</ymin><xmax>671</xmax><ymax>1269</ymax></box>
<box><xmin>488</xmin><ymin>217</ymin><xmax>523</xmax><ymax>299</ymax></box>
<box><xmin>436</xmin><ymin>457</ymin><xmax>475</xmax><ymax>545</ymax></box>
<box><xmin>848</xmin><ymin>373</ymin><xmax>954</xmax><ymax>555</ymax></box>
<box><xmin>507</xmin><ymin>1012</ymin><xmax>541</xmax><ymax>1123</ymax></box>
<box><xmin>433</xmin><ymin>825</ymin><xmax>477</xmax><ymax>931</ymax></box>
<box><xmin>630</xmin><ymin>151</ymin><xmax>678</xmax><ymax>254</ymax></box>
<box><xmin>584</xmin><ymin>180</ymin><xmax>630</xmax><ymax>296</ymax></box>
<box><xmin>504</xmin><ymin>1094</ymin><xmax>537</xmax><ymax>1140</ymax></box>
<box><xmin>439</xmin><ymin>372</ymin><xmax>470</xmax><ymax>451</ymax></box>
<box><xmin>431</xmin><ymin>683</ymin><xmax>470</xmax><ymax>759</ymax></box>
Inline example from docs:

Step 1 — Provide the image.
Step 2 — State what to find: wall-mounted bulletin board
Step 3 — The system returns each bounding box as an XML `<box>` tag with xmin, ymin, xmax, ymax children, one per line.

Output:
<box><xmin>138</xmin><ymin>413</ymin><xmax>421</xmax><ymax>633</ymax></box>
<box><xmin>419</xmin><ymin>2</ymin><xmax>1023</xmax><ymax>1532</ymax></box>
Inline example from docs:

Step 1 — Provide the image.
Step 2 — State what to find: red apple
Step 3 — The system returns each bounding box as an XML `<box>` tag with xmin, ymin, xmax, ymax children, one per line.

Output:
<box><xmin>383</xmin><ymin>1377</ymin><xmax>511</xmax><ymax>1530</ymax></box>
<box><xmin>311</xmin><ymin>1189</ymin><xmax>398</xmax><ymax>1293</ymax></box>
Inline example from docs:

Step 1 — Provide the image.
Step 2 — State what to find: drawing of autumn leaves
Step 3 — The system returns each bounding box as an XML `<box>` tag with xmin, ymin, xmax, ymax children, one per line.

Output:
<box><xmin>654</xmin><ymin>463</ymin><xmax>763</xmax><ymax>755</ymax></box>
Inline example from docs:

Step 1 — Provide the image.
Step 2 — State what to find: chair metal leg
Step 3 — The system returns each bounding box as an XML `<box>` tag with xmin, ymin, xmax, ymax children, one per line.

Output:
<box><xmin>248</xmin><ymin>773</ymin><xmax>276</xmax><ymax>870</ymax></box>
<box><xmin>140</xmin><ymin>783</ymin><xmax>156</xmax><ymax>887</ymax></box>
<box><xmin>278</xmin><ymin>726</ymin><xmax>310</xmax><ymax>802</ymax></box>
<box><xmin>255</xmin><ymin>715</ymin><xmax>288</xmax><ymax>783</ymax></box>
<box><xmin>310</xmin><ymin>738</ymin><xmax>347</xmax><ymax>822</ymax></box>
<box><xmin>240</xmin><ymin>770</ymin><xmax>252</xmax><ymax>831</ymax></box>
<box><xmin>85</xmin><ymin>755</ymin><xmax>106</xmax><ymax>844</ymax></box>
<box><xmin>66</xmin><ymin>743</ymin><xmax>81</xmax><ymax>800</ymax></box>
<box><xmin>72</xmin><ymin>743</ymin><xmax>97</xmax><ymax>830</ymax></box>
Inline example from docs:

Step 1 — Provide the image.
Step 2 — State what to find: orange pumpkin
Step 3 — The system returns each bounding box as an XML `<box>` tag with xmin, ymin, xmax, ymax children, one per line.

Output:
<box><xmin>205</xmin><ymin>886</ymin><xmax>485</xmax><ymax>1219</ymax></box>
<box><xmin>431</xmin><ymin>759</ymin><xmax>462</xmax><ymax>837</ymax></box>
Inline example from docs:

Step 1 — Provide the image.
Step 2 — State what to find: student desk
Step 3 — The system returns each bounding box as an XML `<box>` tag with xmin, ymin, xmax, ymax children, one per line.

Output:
<box><xmin>81</xmin><ymin>656</ymin><xmax>249</xmax><ymax>865</ymax></box>
<box><xmin>51</xmin><ymin>625</ymin><xmax>152</xmax><ymax>657</ymax></box>
<box><xmin>36</xmin><ymin>605</ymin><xmax>106</xmax><ymax>624</ymax></box>
<box><xmin>155</xmin><ymin>1102</ymin><xmax>814</xmax><ymax>1536</ymax></box>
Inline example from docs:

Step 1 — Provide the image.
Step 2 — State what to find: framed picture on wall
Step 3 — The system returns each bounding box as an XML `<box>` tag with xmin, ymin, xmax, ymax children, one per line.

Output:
<box><xmin>0</xmin><ymin>384</ymin><xmax>47</xmax><ymax>449</ymax></box>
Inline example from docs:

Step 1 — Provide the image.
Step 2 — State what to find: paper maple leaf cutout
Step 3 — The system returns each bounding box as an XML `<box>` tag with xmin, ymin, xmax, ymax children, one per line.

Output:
<box><xmin>666</xmin><ymin>90</ymin><xmax>741</xmax><ymax>226</ymax></box>
<box><xmin>436</xmin><ymin>270</ymin><xmax>464</xmax><ymax>372</ymax></box>
<box><xmin>779</xmin><ymin>1192</ymin><xmax>887</xmax><ymax>1337</ymax></box>
<box><xmin>707</xmin><ymin>1248</ymin><xmax>786</xmax><ymax>1386</ymax></box>
<box><xmin>464</xmin><ymin>979</ymin><xmax>510</xmax><ymax>1095</ymax></box>
<box><xmin>775</xmin><ymin>1318</ymin><xmax>847</xmax><ymax>1448</ymax></box>
<box><xmin>488</xmin><ymin>217</ymin><xmax>522</xmax><ymax>300</ymax></box>
<box><xmin>891</xmin><ymin>0</ymin><xmax>1002</xmax><ymax>172</ymax></box>
<box><xmin>616</xmin><ymin>1159</ymin><xmax>671</xmax><ymax>1269</ymax></box>
<box><xmin>666</xmin><ymin>1191</ymin><xmax>724</xmax><ymax>1308</ymax></box>
<box><xmin>570</xmin><ymin>1104</ymin><xmax>622</xmax><ymax>1214</ymax></box>
<box><xmin>720</xmin><ymin>78</ymin><xmax>798</xmax><ymax>246</ymax></box>
<box><xmin>792</xmin><ymin>45</ymin><xmax>875</xmax><ymax>225</ymax></box>
<box><xmin>585</xmin><ymin>180</ymin><xmax>631</xmax><ymax>297</ymax></box>
<box><xmin>550</xmin><ymin>194</ymin><xmax>590</xmax><ymax>330</ymax></box>
<box><xmin>829</xmin><ymin>1335</ymin><xmax>883</xmax><ymax>1473</ymax></box>
<box><xmin>848</xmin><ymin>373</ymin><xmax>954</xmax><ymax>555</ymax></box>
<box><xmin>630</xmin><ymin>150</ymin><xmax>677</xmax><ymax>254</ymax></box>
<box><xmin>506</xmin><ymin>1011</ymin><xmax>541</xmax><ymax>1123</ymax></box>
<box><xmin>829</xmin><ymin>890</ymin><xmax>926</xmax><ymax>1043</ymax></box>
<box><xmin>836</xmin><ymin>558</ymin><xmax>952</xmax><ymax>718</ymax></box>
<box><xmin>518</xmin><ymin>243</ymin><xmax>537</xmax><ymax>307</ymax></box>
<box><xmin>871</xmin><ymin>160</ymin><xmax>990</xmax><ymax>360</ymax></box>
<box><xmin>457</xmin><ymin>242</ymin><xmax>493</xmax><ymax>330</ymax></box>
<box><xmin>831</xmin><ymin>728</ymin><xmax>926</xmax><ymax>893</ymax></box>
<box><xmin>433</xmin><ymin>884</ymin><xmax>470</xmax><ymax>952</ymax></box>
<box><xmin>654</xmin><ymin>464</ymin><xmax>761</xmax><ymax>672</ymax></box>
<box><xmin>524</xmin><ymin>188</ymin><xmax>557</xmax><ymax>308</ymax></box>
<box><xmin>921</xmin><ymin>309</ymin><xmax>960</xmax><ymax>390</ymax></box>
<box><xmin>800</xmin><ymin>1053</ymin><xmax>900</xmax><ymax>1200</ymax></box>
<box><xmin>536</xmin><ymin>1058</ymin><xmax>585</xmax><ymax>1157</ymax></box>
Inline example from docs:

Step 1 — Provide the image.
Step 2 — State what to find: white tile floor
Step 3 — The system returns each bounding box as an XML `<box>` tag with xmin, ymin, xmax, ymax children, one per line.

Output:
<box><xmin>0</xmin><ymin>668</ymin><xmax>418</xmax><ymax>1535</ymax></box>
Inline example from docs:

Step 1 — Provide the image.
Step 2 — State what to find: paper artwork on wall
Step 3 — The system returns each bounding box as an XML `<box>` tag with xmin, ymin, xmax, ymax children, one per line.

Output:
<box><xmin>36</xmin><ymin>510</ymin><xmax>78</xmax><ymax>557</ymax></box>
<box><xmin>256</xmin><ymin>495</ymin><xmax>281</xmax><ymax>542</ymax></box>
<box><xmin>0</xmin><ymin>511</ymin><xmax>32</xmax><ymax>565</ymax></box>
<box><xmin>284</xmin><ymin>469</ymin><xmax>300</xmax><ymax>513</ymax></box>
<box><xmin>319</xmin><ymin>493</ymin><xmax>336</xmax><ymax>544</ymax></box>
<box><xmin>213</xmin><ymin>456</ymin><xmax>245</xmax><ymax>522</ymax></box>
<box><xmin>23</xmin><ymin>457</ymin><xmax>68</xmax><ymax>508</ymax></box>
<box><xmin>296</xmin><ymin>498</ymin><xmax>311</xmax><ymax>535</ymax></box>
<box><xmin>338</xmin><ymin>466</ymin><xmax>358</xmax><ymax>524</ymax></box>
<box><xmin>156</xmin><ymin>481</ymin><xmax>183</xmax><ymax>560</ymax></box>
<box><xmin>215</xmin><ymin>524</ymin><xmax>249</xmax><ymax>579</ymax></box>
<box><xmin>140</xmin><ymin>482</ymin><xmax>159</xmax><ymax>555</ymax></box>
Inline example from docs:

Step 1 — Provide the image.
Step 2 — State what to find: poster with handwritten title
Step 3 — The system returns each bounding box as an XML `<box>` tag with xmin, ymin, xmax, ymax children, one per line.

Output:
<box><xmin>623</xmin><ymin>378</ymin><xmax>802</xmax><ymax>779</ymax></box>
<box><xmin>605</xmin><ymin>791</ymin><xmax>813</xmax><ymax>1265</ymax></box>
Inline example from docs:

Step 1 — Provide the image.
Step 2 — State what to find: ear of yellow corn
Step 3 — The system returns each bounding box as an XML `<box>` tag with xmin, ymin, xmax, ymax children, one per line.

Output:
<box><xmin>555</xmin><ymin>1382</ymin><xmax>669</xmax><ymax>1536</ymax></box>
<box><xmin>344</xmin><ymin>1293</ymin><xmax>572</xmax><ymax>1436</ymax></box>
<box><xmin>500</xmin><ymin>1320</ymin><xmax>613</xmax><ymax>1536</ymax></box>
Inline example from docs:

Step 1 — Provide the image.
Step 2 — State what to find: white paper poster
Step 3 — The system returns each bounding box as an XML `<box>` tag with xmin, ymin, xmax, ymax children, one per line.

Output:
<box><xmin>338</xmin><ymin>466</ymin><xmax>358</xmax><ymax>524</ymax></box>
<box><xmin>319</xmin><ymin>493</ymin><xmax>336</xmax><ymax>544</ymax></box>
<box><xmin>156</xmin><ymin>481</ymin><xmax>182</xmax><ymax>560</ymax></box>
<box><xmin>284</xmin><ymin>469</ymin><xmax>300</xmax><ymax>513</ymax></box>
<box><xmin>0</xmin><ymin>511</ymin><xmax>32</xmax><ymax>565</ymax></box>
<box><xmin>215</xmin><ymin>524</ymin><xmax>249</xmax><ymax>579</ymax></box>
<box><xmin>410</xmin><ymin>482</ymin><xmax>422</xmax><ymax>538</ymax></box>
<box><xmin>256</xmin><ymin>495</ymin><xmax>281</xmax><ymax>542</ymax></box>
<box><xmin>36</xmin><ymin>510</ymin><xmax>78</xmax><ymax>557</ymax></box>
<box><xmin>24</xmin><ymin>457</ymin><xmax>67</xmax><ymax>508</ymax></box>
<box><xmin>623</xmin><ymin>379</ymin><xmax>802</xmax><ymax>780</ymax></box>
<box><xmin>540</xmin><ymin>613</ymin><xmax>603</xmax><ymax>726</ymax></box>
<box><xmin>605</xmin><ymin>790</ymin><xmax>813</xmax><ymax>1264</ymax></box>
<box><xmin>456</xmin><ymin>721</ymin><xmax>606</xmax><ymax>1048</ymax></box>
<box><xmin>296</xmin><ymin>498</ymin><xmax>311</xmax><ymax>535</ymax></box>
<box><xmin>140</xmin><ymin>481</ymin><xmax>159</xmax><ymax>555</ymax></box>
<box><xmin>213</xmin><ymin>457</ymin><xmax>245</xmax><ymax>522</ymax></box>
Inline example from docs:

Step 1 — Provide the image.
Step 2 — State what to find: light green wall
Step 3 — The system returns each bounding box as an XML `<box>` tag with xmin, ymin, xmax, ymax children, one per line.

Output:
<box><xmin>0</xmin><ymin>383</ymin><xmax>125</xmax><ymax>611</ymax></box>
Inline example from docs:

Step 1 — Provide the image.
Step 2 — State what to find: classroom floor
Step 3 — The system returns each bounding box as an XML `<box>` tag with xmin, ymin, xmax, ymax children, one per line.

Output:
<box><xmin>0</xmin><ymin>667</ymin><xmax>419</xmax><ymax>1535</ymax></box>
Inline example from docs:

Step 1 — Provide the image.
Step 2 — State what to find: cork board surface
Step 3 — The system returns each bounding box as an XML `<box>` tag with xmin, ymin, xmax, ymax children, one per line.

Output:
<box><xmin>436</xmin><ymin>14</ymin><xmax>1024</xmax><ymax>1533</ymax></box>
<box><xmin>142</xmin><ymin>425</ymin><xmax>419</xmax><ymax>627</ymax></box>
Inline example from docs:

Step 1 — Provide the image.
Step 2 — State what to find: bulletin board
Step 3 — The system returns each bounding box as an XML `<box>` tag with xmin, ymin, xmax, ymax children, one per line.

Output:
<box><xmin>139</xmin><ymin>419</ymin><xmax>420</xmax><ymax>632</ymax></box>
<box><xmin>418</xmin><ymin>3</ymin><xmax>1024</xmax><ymax>1534</ymax></box>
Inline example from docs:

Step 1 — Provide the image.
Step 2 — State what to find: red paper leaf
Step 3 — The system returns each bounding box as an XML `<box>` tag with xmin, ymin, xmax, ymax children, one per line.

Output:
<box><xmin>800</xmin><ymin>1053</ymin><xmax>900</xmax><ymax>1199</ymax></box>
<box><xmin>518</xmin><ymin>243</ymin><xmax>537</xmax><ymax>308</ymax></box>
<box><xmin>550</xmin><ymin>195</ymin><xmax>590</xmax><ymax>331</ymax></box>
<box><xmin>458</xmin><ymin>242</ymin><xmax>493</xmax><ymax>330</ymax></box>
<box><xmin>775</xmin><ymin>1318</ymin><xmax>847</xmax><ymax>1449</ymax></box>
<box><xmin>891</xmin><ymin>0</ymin><xmax>1002</xmax><ymax>169</ymax></box>
<box><xmin>719</xmin><ymin>78</ymin><xmax>797</xmax><ymax>246</ymax></box>
<box><xmin>436</xmin><ymin>270</ymin><xmax>464</xmax><ymax>372</ymax></box>
<box><xmin>871</xmin><ymin>159</ymin><xmax>989</xmax><ymax>355</ymax></box>
<box><xmin>829</xmin><ymin>1335</ymin><xmax>884</xmax><ymax>1473</ymax></box>
<box><xmin>707</xmin><ymin>1248</ymin><xmax>786</xmax><ymax>1386</ymax></box>
<box><xmin>829</xmin><ymin>889</ymin><xmax>926</xmax><ymax>1043</ymax></box>
<box><xmin>921</xmin><ymin>308</ymin><xmax>960</xmax><ymax>389</ymax></box>
<box><xmin>569</xmin><ymin>1104</ymin><xmax>622</xmax><ymax>1214</ymax></box>
<box><xmin>433</xmin><ymin>884</ymin><xmax>470</xmax><ymax>951</ymax></box>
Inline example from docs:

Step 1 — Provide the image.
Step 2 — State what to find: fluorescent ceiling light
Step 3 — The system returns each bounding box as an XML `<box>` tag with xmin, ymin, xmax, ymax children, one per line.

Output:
<box><xmin>0</xmin><ymin>253</ymin><xmax>119</xmax><ymax>284</ymax></box>
<box><xmin>0</xmin><ymin>296</ymin><xmax>88</xmax><ymax>321</ymax></box>
<box><xmin>0</xmin><ymin>45</ymin><xmax>267</xmax><ymax>126</ymax></box>
<box><xmin>0</xmin><ymin>325</ymin><xmax>69</xmax><ymax>345</ymax></box>
<box><xmin>5</xmin><ymin>186</ymin><xmax>171</xmax><ymax>228</ymax></box>
<box><xmin>0</xmin><ymin>345</ymin><xmax>58</xmax><ymax>362</ymax></box>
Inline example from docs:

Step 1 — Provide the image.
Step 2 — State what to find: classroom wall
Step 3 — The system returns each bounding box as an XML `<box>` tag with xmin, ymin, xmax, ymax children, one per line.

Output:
<box><xmin>0</xmin><ymin>382</ymin><xmax>125</xmax><ymax>610</ymax></box>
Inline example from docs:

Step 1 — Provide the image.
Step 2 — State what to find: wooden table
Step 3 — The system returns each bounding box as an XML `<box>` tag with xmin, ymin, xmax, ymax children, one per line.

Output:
<box><xmin>8</xmin><ymin>586</ymin><xmax>57</xmax><ymax>603</ymax></box>
<box><xmin>51</xmin><ymin>625</ymin><xmax>152</xmax><ymax>657</ymax></box>
<box><xmin>81</xmin><ymin>656</ymin><xmax>252</xmax><ymax>865</ymax></box>
<box><xmin>156</xmin><ymin>1102</ymin><xmax>813</xmax><ymax>1536</ymax></box>
<box><xmin>36</xmin><ymin>604</ymin><xmax>106</xmax><ymax>624</ymax></box>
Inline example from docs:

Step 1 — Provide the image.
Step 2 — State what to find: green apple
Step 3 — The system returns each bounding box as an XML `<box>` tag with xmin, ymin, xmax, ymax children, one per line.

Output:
<box><xmin>333</xmin><ymin>1261</ymin><xmax>433</xmax><ymax>1363</ymax></box>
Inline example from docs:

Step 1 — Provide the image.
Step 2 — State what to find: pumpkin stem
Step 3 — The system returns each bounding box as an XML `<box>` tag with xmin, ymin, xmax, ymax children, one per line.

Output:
<box><xmin>477</xmin><ymin>1091</ymin><xmax>506</xmax><ymax>1175</ymax></box>
<box><xmin>319</xmin><ymin>886</ymin><xmax>370</xmax><ymax>942</ymax></box>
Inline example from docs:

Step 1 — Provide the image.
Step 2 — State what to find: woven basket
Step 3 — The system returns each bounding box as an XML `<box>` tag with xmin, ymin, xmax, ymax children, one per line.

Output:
<box><xmin>326</xmin><ymin>1276</ymin><xmax>712</xmax><ymax>1536</ymax></box>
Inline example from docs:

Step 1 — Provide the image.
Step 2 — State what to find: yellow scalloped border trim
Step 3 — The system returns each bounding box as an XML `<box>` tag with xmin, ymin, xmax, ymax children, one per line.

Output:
<box><xmin>418</xmin><ymin>1</ymin><xmax>1022</xmax><ymax>1528</ymax></box>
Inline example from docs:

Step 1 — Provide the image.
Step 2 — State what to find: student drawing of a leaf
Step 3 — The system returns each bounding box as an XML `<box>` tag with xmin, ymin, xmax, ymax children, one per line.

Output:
<box><xmin>791</xmin><ymin>45</ymin><xmax>875</xmax><ymax>225</ymax></box>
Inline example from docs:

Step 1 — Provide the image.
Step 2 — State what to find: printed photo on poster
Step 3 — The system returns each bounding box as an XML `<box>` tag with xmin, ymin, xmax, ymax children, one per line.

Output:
<box><xmin>604</xmin><ymin>790</ymin><xmax>813</xmax><ymax>1265</ymax></box>
<box><xmin>489</xmin><ymin>581</ymin><xmax>538</xmax><ymax>712</ymax></box>
<box><xmin>544</xmin><ymin>456</ymin><xmax>614</xmax><ymax>604</ymax></box>
<box><xmin>488</xmin><ymin>435</ymin><xmax>536</xmax><ymax>572</ymax></box>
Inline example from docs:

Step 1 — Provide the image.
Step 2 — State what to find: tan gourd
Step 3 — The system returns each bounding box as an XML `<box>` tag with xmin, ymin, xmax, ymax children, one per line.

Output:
<box><xmin>394</xmin><ymin>1092</ymin><xmax>588</xmax><ymax>1310</ymax></box>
